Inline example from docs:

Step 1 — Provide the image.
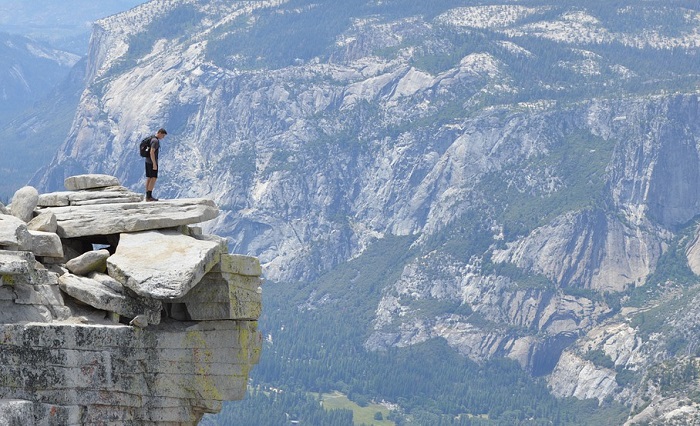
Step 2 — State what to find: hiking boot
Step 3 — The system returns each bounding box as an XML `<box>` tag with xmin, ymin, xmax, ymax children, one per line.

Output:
<box><xmin>146</xmin><ymin>196</ymin><xmax>159</xmax><ymax>202</ymax></box>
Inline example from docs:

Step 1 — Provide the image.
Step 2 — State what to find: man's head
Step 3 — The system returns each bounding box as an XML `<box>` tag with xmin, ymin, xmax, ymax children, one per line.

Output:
<box><xmin>157</xmin><ymin>128</ymin><xmax>167</xmax><ymax>139</ymax></box>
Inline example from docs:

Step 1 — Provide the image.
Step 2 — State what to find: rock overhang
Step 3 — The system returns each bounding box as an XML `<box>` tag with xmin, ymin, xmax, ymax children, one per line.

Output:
<box><xmin>0</xmin><ymin>174</ymin><xmax>263</xmax><ymax>425</ymax></box>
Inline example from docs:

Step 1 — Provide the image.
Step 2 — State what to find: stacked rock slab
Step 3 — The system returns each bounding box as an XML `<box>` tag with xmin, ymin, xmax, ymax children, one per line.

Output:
<box><xmin>0</xmin><ymin>174</ymin><xmax>262</xmax><ymax>425</ymax></box>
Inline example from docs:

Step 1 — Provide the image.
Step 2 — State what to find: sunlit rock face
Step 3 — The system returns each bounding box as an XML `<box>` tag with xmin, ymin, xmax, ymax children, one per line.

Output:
<box><xmin>0</xmin><ymin>175</ymin><xmax>262</xmax><ymax>425</ymax></box>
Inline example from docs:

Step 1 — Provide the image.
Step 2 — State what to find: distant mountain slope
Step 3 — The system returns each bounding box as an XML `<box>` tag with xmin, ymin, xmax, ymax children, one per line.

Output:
<box><xmin>0</xmin><ymin>32</ymin><xmax>79</xmax><ymax>115</ymax></box>
<box><xmin>0</xmin><ymin>32</ymin><xmax>82</xmax><ymax>199</ymax></box>
<box><xmin>0</xmin><ymin>1</ymin><xmax>143</xmax><ymax>200</ymax></box>
<box><xmin>34</xmin><ymin>0</ymin><xmax>700</xmax><ymax>422</ymax></box>
<box><xmin>0</xmin><ymin>0</ymin><xmax>144</xmax><ymax>53</ymax></box>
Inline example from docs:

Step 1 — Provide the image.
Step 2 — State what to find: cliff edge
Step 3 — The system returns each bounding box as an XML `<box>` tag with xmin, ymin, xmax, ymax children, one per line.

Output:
<box><xmin>0</xmin><ymin>174</ymin><xmax>262</xmax><ymax>425</ymax></box>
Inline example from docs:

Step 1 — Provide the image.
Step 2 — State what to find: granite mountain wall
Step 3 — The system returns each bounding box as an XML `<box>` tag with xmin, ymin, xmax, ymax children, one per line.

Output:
<box><xmin>29</xmin><ymin>0</ymin><xmax>700</xmax><ymax>421</ymax></box>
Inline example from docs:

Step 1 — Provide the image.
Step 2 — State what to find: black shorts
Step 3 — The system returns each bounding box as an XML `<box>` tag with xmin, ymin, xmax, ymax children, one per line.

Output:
<box><xmin>145</xmin><ymin>162</ymin><xmax>158</xmax><ymax>178</ymax></box>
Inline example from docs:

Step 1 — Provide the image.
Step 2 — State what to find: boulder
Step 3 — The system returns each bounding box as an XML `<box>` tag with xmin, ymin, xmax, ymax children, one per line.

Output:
<box><xmin>9</xmin><ymin>186</ymin><xmax>39</xmax><ymax>223</ymax></box>
<box><xmin>0</xmin><ymin>202</ymin><xmax>8</xmax><ymax>215</ymax></box>
<box><xmin>28</xmin><ymin>231</ymin><xmax>64</xmax><ymax>258</ymax></box>
<box><xmin>129</xmin><ymin>314</ymin><xmax>149</xmax><ymax>328</ymax></box>
<box><xmin>27</xmin><ymin>212</ymin><xmax>57</xmax><ymax>233</ymax></box>
<box><xmin>107</xmin><ymin>230</ymin><xmax>222</xmax><ymax>299</ymax></box>
<box><xmin>63</xmin><ymin>174</ymin><xmax>120</xmax><ymax>191</ymax></box>
<box><xmin>172</xmin><ymin>270</ymin><xmax>262</xmax><ymax>321</ymax></box>
<box><xmin>58</xmin><ymin>273</ymin><xmax>162</xmax><ymax>324</ymax></box>
<box><xmin>0</xmin><ymin>215</ymin><xmax>32</xmax><ymax>251</ymax></box>
<box><xmin>216</xmin><ymin>253</ymin><xmax>262</xmax><ymax>277</ymax></box>
<box><xmin>42</xmin><ymin>198</ymin><xmax>219</xmax><ymax>238</ymax></box>
<box><xmin>38</xmin><ymin>187</ymin><xmax>143</xmax><ymax>208</ymax></box>
<box><xmin>65</xmin><ymin>249</ymin><xmax>110</xmax><ymax>275</ymax></box>
<box><xmin>59</xmin><ymin>239</ymin><xmax>94</xmax><ymax>263</ymax></box>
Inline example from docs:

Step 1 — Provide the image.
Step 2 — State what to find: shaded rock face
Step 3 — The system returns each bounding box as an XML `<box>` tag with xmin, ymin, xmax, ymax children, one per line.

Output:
<box><xmin>365</xmin><ymin>252</ymin><xmax>613</xmax><ymax>374</ymax></box>
<box><xmin>0</xmin><ymin>174</ymin><xmax>262</xmax><ymax>425</ymax></box>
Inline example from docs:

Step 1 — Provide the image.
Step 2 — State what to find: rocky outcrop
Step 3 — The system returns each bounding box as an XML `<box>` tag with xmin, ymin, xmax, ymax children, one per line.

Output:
<box><xmin>0</xmin><ymin>174</ymin><xmax>262</xmax><ymax>425</ymax></box>
<box><xmin>548</xmin><ymin>322</ymin><xmax>643</xmax><ymax>402</ymax></box>
<box><xmin>366</xmin><ymin>253</ymin><xmax>613</xmax><ymax>374</ymax></box>
<box><xmin>42</xmin><ymin>198</ymin><xmax>219</xmax><ymax>238</ymax></box>
<box><xmin>492</xmin><ymin>209</ymin><xmax>666</xmax><ymax>292</ymax></box>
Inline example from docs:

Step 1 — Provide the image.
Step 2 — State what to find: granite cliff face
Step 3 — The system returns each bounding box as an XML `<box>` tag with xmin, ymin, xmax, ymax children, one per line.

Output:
<box><xmin>29</xmin><ymin>0</ymin><xmax>700</xmax><ymax>421</ymax></box>
<box><xmin>0</xmin><ymin>174</ymin><xmax>262</xmax><ymax>425</ymax></box>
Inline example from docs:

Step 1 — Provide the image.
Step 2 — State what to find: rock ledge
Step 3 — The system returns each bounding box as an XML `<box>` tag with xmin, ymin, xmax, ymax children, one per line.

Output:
<box><xmin>0</xmin><ymin>175</ymin><xmax>262</xmax><ymax>425</ymax></box>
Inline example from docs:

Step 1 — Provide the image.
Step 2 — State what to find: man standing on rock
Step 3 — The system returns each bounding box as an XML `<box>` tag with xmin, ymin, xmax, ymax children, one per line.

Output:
<box><xmin>145</xmin><ymin>128</ymin><xmax>167</xmax><ymax>202</ymax></box>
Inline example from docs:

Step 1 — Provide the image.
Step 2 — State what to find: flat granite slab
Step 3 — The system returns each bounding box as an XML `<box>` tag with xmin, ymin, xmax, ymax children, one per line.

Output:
<box><xmin>38</xmin><ymin>187</ymin><xmax>143</xmax><ymax>207</ymax></box>
<box><xmin>106</xmin><ymin>230</ymin><xmax>223</xmax><ymax>300</ymax></box>
<box><xmin>41</xmin><ymin>198</ymin><xmax>219</xmax><ymax>238</ymax></box>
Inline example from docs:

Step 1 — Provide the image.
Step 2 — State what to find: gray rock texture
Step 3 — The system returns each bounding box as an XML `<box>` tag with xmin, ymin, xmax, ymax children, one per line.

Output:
<box><xmin>38</xmin><ymin>187</ymin><xmax>143</xmax><ymax>207</ymax></box>
<box><xmin>27</xmin><ymin>230</ymin><xmax>64</xmax><ymax>258</ymax></box>
<box><xmin>58</xmin><ymin>273</ymin><xmax>162</xmax><ymax>324</ymax></box>
<box><xmin>63</xmin><ymin>174</ymin><xmax>120</xmax><ymax>190</ymax></box>
<box><xmin>9</xmin><ymin>186</ymin><xmax>39</xmax><ymax>223</ymax></box>
<box><xmin>41</xmin><ymin>198</ymin><xmax>219</xmax><ymax>238</ymax></box>
<box><xmin>0</xmin><ymin>320</ymin><xmax>260</xmax><ymax>424</ymax></box>
<box><xmin>171</xmin><ymin>256</ymin><xmax>263</xmax><ymax>321</ymax></box>
<box><xmin>107</xmin><ymin>230</ymin><xmax>222</xmax><ymax>299</ymax></box>
<box><xmin>65</xmin><ymin>249</ymin><xmax>110</xmax><ymax>275</ymax></box>
<box><xmin>0</xmin><ymin>215</ymin><xmax>32</xmax><ymax>251</ymax></box>
<box><xmin>26</xmin><ymin>211</ymin><xmax>57</xmax><ymax>233</ymax></box>
<box><xmin>0</xmin><ymin>175</ymin><xmax>262</xmax><ymax>425</ymax></box>
<box><xmin>15</xmin><ymin>1</ymin><xmax>700</xmax><ymax>423</ymax></box>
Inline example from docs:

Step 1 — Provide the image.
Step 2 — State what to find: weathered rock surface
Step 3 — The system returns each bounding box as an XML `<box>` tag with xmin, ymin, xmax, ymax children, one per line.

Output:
<box><xmin>9</xmin><ymin>186</ymin><xmax>39</xmax><ymax>223</ymax></box>
<box><xmin>0</xmin><ymin>320</ymin><xmax>261</xmax><ymax>425</ymax></box>
<box><xmin>0</xmin><ymin>400</ymin><xmax>39</xmax><ymax>425</ymax></box>
<box><xmin>65</xmin><ymin>249</ymin><xmax>110</xmax><ymax>275</ymax></box>
<box><xmin>107</xmin><ymin>230</ymin><xmax>222</xmax><ymax>299</ymax></box>
<box><xmin>171</xmin><ymin>255</ymin><xmax>263</xmax><ymax>321</ymax></box>
<box><xmin>548</xmin><ymin>322</ymin><xmax>644</xmax><ymax>403</ymax></box>
<box><xmin>492</xmin><ymin>210</ymin><xmax>664</xmax><ymax>292</ymax></box>
<box><xmin>27</xmin><ymin>230</ymin><xmax>64</xmax><ymax>258</ymax></box>
<box><xmin>0</xmin><ymin>215</ymin><xmax>32</xmax><ymax>251</ymax></box>
<box><xmin>366</xmin><ymin>253</ymin><xmax>613</xmax><ymax>374</ymax></box>
<box><xmin>41</xmin><ymin>198</ymin><xmax>219</xmax><ymax>238</ymax></box>
<box><xmin>0</xmin><ymin>250</ymin><xmax>70</xmax><ymax>323</ymax></box>
<box><xmin>59</xmin><ymin>273</ymin><xmax>162</xmax><ymax>324</ymax></box>
<box><xmin>63</xmin><ymin>173</ymin><xmax>120</xmax><ymax>191</ymax></box>
<box><xmin>38</xmin><ymin>186</ymin><xmax>143</xmax><ymax>207</ymax></box>
<box><xmin>548</xmin><ymin>351</ymin><xmax>617</xmax><ymax>401</ymax></box>
<box><xmin>17</xmin><ymin>0</ymin><xmax>700</xmax><ymax>423</ymax></box>
<box><xmin>686</xmin><ymin>228</ymin><xmax>700</xmax><ymax>276</ymax></box>
<box><xmin>26</xmin><ymin>211</ymin><xmax>57</xmax><ymax>232</ymax></box>
<box><xmin>0</xmin><ymin>176</ymin><xmax>263</xmax><ymax>425</ymax></box>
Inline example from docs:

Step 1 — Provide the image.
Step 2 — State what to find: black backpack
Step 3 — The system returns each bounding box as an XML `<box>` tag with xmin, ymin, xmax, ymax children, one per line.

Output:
<box><xmin>139</xmin><ymin>135</ymin><xmax>154</xmax><ymax>157</ymax></box>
